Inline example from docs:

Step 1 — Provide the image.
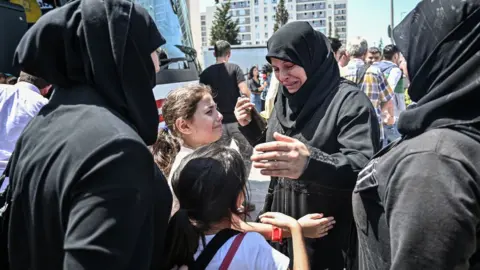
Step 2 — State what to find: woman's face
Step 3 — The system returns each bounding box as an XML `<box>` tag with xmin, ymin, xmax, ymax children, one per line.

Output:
<box><xmin>253</xmin><ymin>67</ymin><xmax>259</xmax><ymax>77</ymax></box>
<box><xmin>270</xmin><ymin>58</ymin><xmax>307</xmax><ymax>94</ymax></box>
<box><xmin>187</xmin><ymin>93</ymin><xmax>223</xmax><ymax>147</ymax></box>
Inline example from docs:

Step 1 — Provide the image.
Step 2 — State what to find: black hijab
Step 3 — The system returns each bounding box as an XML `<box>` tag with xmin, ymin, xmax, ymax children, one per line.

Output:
<box><xmin>266</xmin><ymin>21</ymin><xmax>340</xmax><ymax>130</ymax></box>
<box><xmin>13</xmin><ymin>0</ymin><xmax>165</xmax><ymax>145</ymax></box>
<box><xmin>394</xmin><ymin>0</ymin><xmax>480</xmax><ymax>137</ymax></box>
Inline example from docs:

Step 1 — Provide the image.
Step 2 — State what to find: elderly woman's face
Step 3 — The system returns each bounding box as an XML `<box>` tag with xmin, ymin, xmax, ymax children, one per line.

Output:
<box><xmin>271</xmin><ymin>58</ymin><xmax>307</xmax><ymax>94</ymax></box>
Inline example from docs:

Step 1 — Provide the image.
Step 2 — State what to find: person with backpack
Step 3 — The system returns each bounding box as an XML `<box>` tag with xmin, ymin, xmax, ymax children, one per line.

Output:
<box><xmin>164</xmin><ymin>145</ymin><xmax>309</xmax><ymax>269</ymax></box>
<box><xmin>375</xmin><ymin>44</ymin><xmax>404</xmax><ymax>144</ymax></box>
<box><xmin>341</xmin><ymin>37</ymin><xmax>395</xmax><ymax>147</ymax></box>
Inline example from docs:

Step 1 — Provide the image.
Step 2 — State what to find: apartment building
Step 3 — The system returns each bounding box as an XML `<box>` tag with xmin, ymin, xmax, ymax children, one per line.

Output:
<box><xmin>201</xmin><ymin>0</ymin><xmax>348</xmax><ymax>48</ymax></box>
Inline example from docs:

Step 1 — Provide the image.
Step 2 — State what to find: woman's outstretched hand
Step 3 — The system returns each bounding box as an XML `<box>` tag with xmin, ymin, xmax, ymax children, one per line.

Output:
<box><xmin>251</xmin><ymin>132</ymin><xmax>310</xmax><ymax>179</ymax></box>
<box><xmin>298</xmin><ymin>213</ymin><xmax>335</xmax><ymax>238</ymax></box>
<box><xmin>234</xmin><ymin>97</ymin><xmax>255</xmax><ymax>126</ymax></box>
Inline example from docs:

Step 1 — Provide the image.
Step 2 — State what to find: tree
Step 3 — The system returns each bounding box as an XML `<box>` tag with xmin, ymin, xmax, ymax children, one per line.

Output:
<box><xmin>378</xmin><ymin>38</ymin><xmax>384</xmax><ymax>51</ymax></box>
<box><xmin>210</xmin><ymin>1</ymin><xmax>240</xmax><ymax>45</ymax></box>
<box><xmin>273</xmin><ymin>0</ymin><xmax>289</xmax><ymax>32</ymax></box>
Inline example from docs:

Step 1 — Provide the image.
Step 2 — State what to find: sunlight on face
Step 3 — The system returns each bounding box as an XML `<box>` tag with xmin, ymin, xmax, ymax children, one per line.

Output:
<box><xmin>187</xmin><ymin>94</ymin><xmax>223</xmax><ymax>146</ymax></box>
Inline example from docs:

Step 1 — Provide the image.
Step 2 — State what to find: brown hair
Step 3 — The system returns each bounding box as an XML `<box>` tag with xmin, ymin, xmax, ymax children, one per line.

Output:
<box><xmin>150</xmin><ymin>83</ymin><xmax>213</xmax><ymax>176</ymax></box>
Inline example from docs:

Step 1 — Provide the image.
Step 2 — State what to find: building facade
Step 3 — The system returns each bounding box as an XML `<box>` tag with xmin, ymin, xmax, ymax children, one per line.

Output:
<box><xmin>201</xmin><ymin>0</ymin><xmax>348</xmax><ymax>48</ymax></box>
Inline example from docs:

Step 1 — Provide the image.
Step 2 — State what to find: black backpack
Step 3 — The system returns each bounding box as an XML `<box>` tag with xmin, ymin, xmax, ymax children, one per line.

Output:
<box><xmin>0</xmin><ymin>160</ymin><xmax>12</xmax><ymax>270</ymax></box>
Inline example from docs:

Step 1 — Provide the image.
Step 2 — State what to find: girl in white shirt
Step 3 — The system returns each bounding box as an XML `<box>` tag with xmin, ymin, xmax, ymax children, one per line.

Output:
<box><xmin>150</xmin><ymin>83</ymin><xmax>335</xmax><ymax>264</ymax></box>
<box><xmin>164</xmin><ymin>145</ymin><xmax>309</xmax><ymax>270</ymax></box>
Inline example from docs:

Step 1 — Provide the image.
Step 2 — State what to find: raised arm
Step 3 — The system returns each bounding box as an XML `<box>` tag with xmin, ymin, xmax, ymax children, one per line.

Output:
<box><xmin>300</xmin><ymin>90</ymin><xmax>381</xmax><ymax>187</ymax></box>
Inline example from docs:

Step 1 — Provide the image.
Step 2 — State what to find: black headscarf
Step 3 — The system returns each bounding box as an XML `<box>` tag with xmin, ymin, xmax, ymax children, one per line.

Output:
<box><xmin>13</xmin><ymin>0</ymin><xmax>165</xmax><ymax>145</ymax></box>
<box><xmin>394</xmin><ymin>0</ymin><xmax>480</xmax><ymax>137</ymax></box>
<box><xmin>266</xmin><ymin>21</ymin><xmax>340</xmax><ymax>130</ymax></box>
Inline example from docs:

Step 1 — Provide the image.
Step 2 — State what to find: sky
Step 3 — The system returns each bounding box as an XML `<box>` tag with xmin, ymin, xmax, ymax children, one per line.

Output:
<box><xmin>199</xmin><ymin>0</ymin><xmax>421</xmax><ymax>46</ymax></box>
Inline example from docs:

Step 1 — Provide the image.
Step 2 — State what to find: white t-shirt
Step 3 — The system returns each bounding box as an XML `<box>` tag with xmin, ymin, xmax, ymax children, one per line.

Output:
<box><xmin>168</xmin><ymin>146</ymin><xmax>194</xmax><ymax>216</ymax></box>
<box><xmin>194</xmin><ymin>232</ymin><xmax>290</xmax><ymax>270</ymax></box>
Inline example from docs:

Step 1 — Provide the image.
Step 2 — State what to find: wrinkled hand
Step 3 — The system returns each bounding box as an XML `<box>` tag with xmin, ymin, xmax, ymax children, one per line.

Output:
<box><xmin>252</xmin><ymin>132</ymin><xmax>310</xmax><ymax>179</ymax></box>
<box><xmin>259</xmin><ymin>212</ymin><xmax>300</xmax><ymax>231</ymax></box>
<box><xmin>298</xmin><ymin>214</ymin><xmax>335</xmax><ymax>238</ymax></box>
<box><xmin>234</xmin><ymin>97</ymin><xmax>255</xmax><ymax>126</ymax></box>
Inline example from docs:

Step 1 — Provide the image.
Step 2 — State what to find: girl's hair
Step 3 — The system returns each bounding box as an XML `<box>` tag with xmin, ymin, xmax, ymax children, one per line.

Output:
<box><xmin>163</xmin><ymin>145</ymin><xmax>250</xmax><ymax>269</ymax></box>
<box><xmin>150</xmin><ymin>83</ymin><xmax>212</xmax><ymax>176</ymax></box>
<box><xmin>248</xmin><ymin>66</ymin><xmax>258</xmax><ymax>80</ymax></box>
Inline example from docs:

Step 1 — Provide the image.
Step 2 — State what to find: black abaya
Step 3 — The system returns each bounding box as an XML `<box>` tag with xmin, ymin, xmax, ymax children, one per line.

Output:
<box><xmin>240</xmin><ymin>22</ymin><xmax>380</xmax><ymax>270</ymax></box>
<box><xmin>6</xmin><ymin>0</ymin><xmax>172</xmax><ymax>269</ymax></box>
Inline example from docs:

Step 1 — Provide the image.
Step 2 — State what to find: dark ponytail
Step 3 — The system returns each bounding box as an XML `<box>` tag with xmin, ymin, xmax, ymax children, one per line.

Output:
<box><xmin>163</xmin><ymin>209</ymin><xmax>201</xmax><ymax>269</ymax></box>
<box><xmin>162</xmin><ymin>145</ymin><xmax>250</xmax><ymax>269</ymax></box>
<box><xmin>150</xmin><ymin>128</ymin><xmax>181</xmax><ymax>176</ymax></box>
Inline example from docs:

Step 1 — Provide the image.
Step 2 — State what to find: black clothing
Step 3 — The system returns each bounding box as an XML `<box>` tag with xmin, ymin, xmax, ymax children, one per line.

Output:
<box><xmin>353</xmin><ymin>1</ymin><xmax>480</xmax><ymax>269</ymax></box>
<box><xmin>241</xmin><ymin>81</ymin><xmax>379</xmax><ymax>270</ymax></box>
<box><xmin>14</xmin><ymin>0</ymin><xmax>163</xmax><ymax>145</ymax></box>
<box><xmin>248</xmin><ymin>78</ymin><xmax>262</xmax><ymax>94</ymax></box>
<box><xmin>8</xmin><ymin>1</ymin><xmax>172</xmax><ymax>269</ymax></box>
<box><xmin>266</xmin><ymin>22</ymin><xmax>340</xmax><ymax>130</ymax></box>
<box><xmin>240</xmin><ymin>23</ymin><xmax>380</xmax><ymax>269</ymax></box>
<box><xmin>199</xmin><ymin>63</ymin><xmax>246</xmax><ymax>123</ymax></box>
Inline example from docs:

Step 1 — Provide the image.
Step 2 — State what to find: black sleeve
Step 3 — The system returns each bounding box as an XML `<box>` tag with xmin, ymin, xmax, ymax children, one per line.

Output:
<box><xmin>301</xmin><ymin>90</ymin><xmax>380</xmax><ymax>189</ymax></box>
<box><xmin>238</xmin><ymin>109</ymin><xmax>268</xmax><ymax>146</ymax></box>
<box><xmin>199</xmin><ymin>71</ymin><xmax>208</xmax><ymax>86</ymax></box>
<box><xmin>235</xmin><ymin>65</ymin><xmax>246</xmax><ymax>84</ymax></box>
<box><xmin>63</xmin><ymin>138</ymin><xmax>160</xmax><ymax>270</ymax></box>
<box><xmin>385</xmin><ymin>153</ymin><xmax>479</xmax><ymax>270</ymax></box>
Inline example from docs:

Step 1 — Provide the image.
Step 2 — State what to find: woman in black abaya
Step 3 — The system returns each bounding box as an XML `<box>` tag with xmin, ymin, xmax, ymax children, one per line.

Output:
<box><xmin>5</xmin><ymin>0</ymin><xmax>171</xmax><ymax>269</ymax></box>
<box><xmin>353</xmin><ymin>1</ymin><xmax>480</xmax><ymax>269</ymax></box>
<box><xmin>235</xmin><ymin>21</ymin><xmax>380</xmax><ymax>269</ymax></box>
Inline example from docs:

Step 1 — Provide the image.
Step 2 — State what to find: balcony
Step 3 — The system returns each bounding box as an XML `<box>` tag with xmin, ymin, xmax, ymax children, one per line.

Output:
<box><xmin>297</xmin><ymin>11</ymin><xmax>326</xmax><ymax>20</ymax></box>
<box><xmin>296</xmin><ymin>3</ymin><xmax>325</xmax><ymax>11</ymax></box>
<box><xmin>297</xmin><ymin>0</ymin><xmax>325</xmax><ymax>4</ymax></box>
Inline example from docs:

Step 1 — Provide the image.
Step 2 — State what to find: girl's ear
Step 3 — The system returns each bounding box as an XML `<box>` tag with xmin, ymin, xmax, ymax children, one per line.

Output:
<box><xmin>175</xmin><ymin>117</ymin><xmax>193</xmax><ymax>135</ymax></box>
<box><xmin>236</xmin><ymin>190</ymin><xmax>245</xmax><ymax>210</ymax></box>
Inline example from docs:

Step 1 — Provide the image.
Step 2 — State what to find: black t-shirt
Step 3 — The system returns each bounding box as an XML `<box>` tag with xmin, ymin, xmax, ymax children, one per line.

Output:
<box><xmin>199</xmin><ymin>63</ymin><xmax>245</xmax><ymax>123</ymax></box>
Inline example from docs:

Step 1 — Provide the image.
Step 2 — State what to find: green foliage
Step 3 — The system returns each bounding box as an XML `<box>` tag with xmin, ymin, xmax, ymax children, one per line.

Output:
<box><xmin>210</xmin><ymin>1</ymin><xmax>240</xmax><ymax>45</ymax></box>
<box><xmin>405</xmin><ymin>88</ymin><xmax>412</xmax><ymax>106</ymax></box>
<box><xmin>273</xmin><ymin>0</ymin><xmax>289</xmax><ymax>33</ymax></box>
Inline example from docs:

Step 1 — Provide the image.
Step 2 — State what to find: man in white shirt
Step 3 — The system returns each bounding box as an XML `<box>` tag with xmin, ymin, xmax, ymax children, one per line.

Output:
<box><xmin>0</xmin><ymin>72</ymin><xmax>50</xmax><ymax>183</ymax></box>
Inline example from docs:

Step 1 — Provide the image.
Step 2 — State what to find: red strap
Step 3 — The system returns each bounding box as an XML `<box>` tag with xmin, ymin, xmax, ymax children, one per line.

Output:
<box><xmin>219</xmin><ymin>233</ymin><xmax>246</xmax><ymax>270</ymax></box>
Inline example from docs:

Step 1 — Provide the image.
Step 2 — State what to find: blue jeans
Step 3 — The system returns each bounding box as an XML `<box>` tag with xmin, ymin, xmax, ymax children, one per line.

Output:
<box><xmin>251</xmin><ymin>93</ymin><xmax>262</xmax><ymax>112</ymax></box>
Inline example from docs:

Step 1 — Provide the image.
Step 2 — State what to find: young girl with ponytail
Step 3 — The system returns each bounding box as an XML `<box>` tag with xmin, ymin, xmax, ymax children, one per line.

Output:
<box><xmin>151</xmin><ymin>84</ymin><xmax>335</xmax><ymax>265</ymax></box>
<box><xmin>164</xmin><ymin>145</ymin><xmax>309</xmax><ymax>269</ymax></box>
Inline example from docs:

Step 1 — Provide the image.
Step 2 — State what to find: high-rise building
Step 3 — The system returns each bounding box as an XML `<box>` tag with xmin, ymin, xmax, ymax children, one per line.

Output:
<box><xmin>201</xmin><ymin>0</ymin><xmax>348</xmax><ymax>48</ymax></box>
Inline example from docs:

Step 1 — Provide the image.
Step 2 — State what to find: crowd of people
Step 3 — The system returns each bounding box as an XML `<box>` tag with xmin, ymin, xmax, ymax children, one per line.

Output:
<box><xmin>1</xmin><ymin>0</ymin><xmax>480</xmax><ymax>269</ymax></box>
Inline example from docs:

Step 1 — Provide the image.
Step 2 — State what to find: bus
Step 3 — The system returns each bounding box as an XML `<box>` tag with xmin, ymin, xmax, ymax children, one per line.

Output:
<box><xmin>0</xmin><ymin>0</ymin><xmax>200</xmax><ymax>129</ymax></box>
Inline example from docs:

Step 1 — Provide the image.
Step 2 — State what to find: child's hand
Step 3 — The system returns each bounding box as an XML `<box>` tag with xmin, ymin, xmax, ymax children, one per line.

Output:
<box><xmin>259</xmin><ymin>212</ymin><xmax>300</xmax><ymax>231</ymax></box>
<box><xmin>298</xmin><ymin>213</ymin><xmax>335</xmax><ymax>238</ymax></box>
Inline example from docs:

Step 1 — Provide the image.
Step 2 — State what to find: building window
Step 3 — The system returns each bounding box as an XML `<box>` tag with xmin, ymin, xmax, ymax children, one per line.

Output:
<box><xmin>264</xmin><ymin>15</ymin><xmax>268</xmax><ymax>21</ymax></box>
<box><xmin>256</xmin><ymin>32</ymin><xmax>260</xmax><ymax>39</ymax></box>
<box><xmin>254</xmin><ymin>0</ymin><xmax>258</xmax><ymax>5</ymax></box>
<box><xmin>265</xmin><ymin>32</ymin><xmax>269</xmax><ymax>38</ymax></box>
<box><xmin>255</xmin><ymin>16</ymin><xmax>259</xmax><ymax>22</ymax></box>
<box><xmin>264</xmin><ymin>7</ymin><xmax>267</xmax><ymax>12</ymax></box>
